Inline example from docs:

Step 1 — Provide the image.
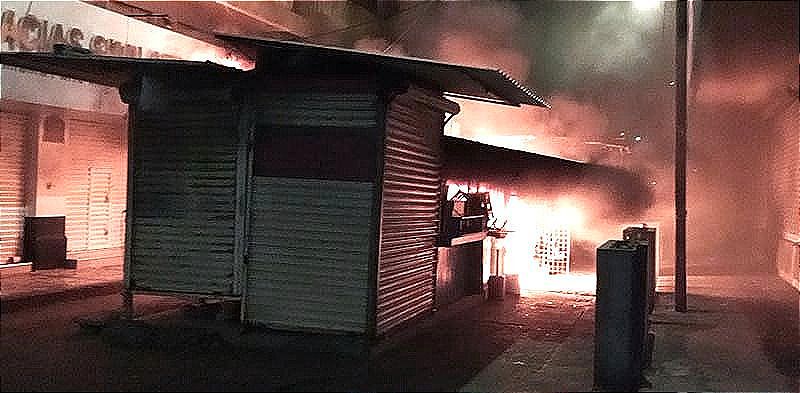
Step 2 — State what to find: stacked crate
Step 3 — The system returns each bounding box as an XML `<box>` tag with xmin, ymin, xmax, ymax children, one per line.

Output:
<box><xmin>534</xmin><ymin>228</ymin><xmax>570</xmax><ymax>274</ymax></box>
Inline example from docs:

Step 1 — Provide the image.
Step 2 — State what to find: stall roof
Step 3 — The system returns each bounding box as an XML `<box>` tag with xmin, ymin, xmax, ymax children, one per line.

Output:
<box><xmin>442</xmin><ymin>136</ymin><xmax>652</xmax><ymax>215</ymax></box>
<box><xmin>2</xmin><ymin>39</ymin><xmax>549</xmax><ymax>108</ymax></box>
<box><xmin>217</xmin><ymin>34</ymin><xmax>550</xmax><ymax>108</ymax></box>
<box><xmin>0</xmin><ymin>51</ymin><xmax>241</xmax><ymax>87</ymax></box>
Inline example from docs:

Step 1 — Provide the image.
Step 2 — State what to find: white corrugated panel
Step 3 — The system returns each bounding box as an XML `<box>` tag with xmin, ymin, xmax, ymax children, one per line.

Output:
<box><xmin>245</xmin><ymin>177</ymin><xmax>373</xmax><ymax>333</ymax></box>
<box><xmin>88</xmin><ymin>167</ymin><xmax>113</xmax><ymax>249</ymax></box>
<box><xmin>770</xmin><ymin>99</ymin><xmax>800</xmax><ymax>285</ymax></box>
<box><xmin>66</xmin><ymin>117</ymin><xmax>127</xmax><ymax>257</ymax></box>
<box><xmin>0</xmin><ymin>112</ymin><xmax>28</xmax><ymax>263</ymax></box>
<box><xmin>376</xmin><ymin>88</ymin><xmax>445</xmax><ymax>335</ymax></box>
<box><xmin>129</xmin><ymin>84</ymin><xmax>239</xmax><ymax>296</ymax></box>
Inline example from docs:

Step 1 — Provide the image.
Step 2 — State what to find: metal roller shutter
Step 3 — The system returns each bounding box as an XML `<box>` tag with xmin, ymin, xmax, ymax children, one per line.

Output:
<box><xmin>376</xmin><ymin>88</ymin><xmax>446</xmax><ymax>335</ymax></box>
<box><xmin>66</xmin><ymin>117</ymin><xmax>127</xmax><ymax>258</ymax></box>
<box><xmin>770</xmin><ymin>100</ymin><xmax>800</xmax><ymax>285</ymax></box>
<box><xmin>129</xmin><ymin>81</ymin><xmax>239</xmax><ymax>295</ymax></box>
<box><xmin>245</xmin><ymin>86</ymin><xmax>379</xmax><ymax>333</ymax></box>
<box><xmin>0</xmin><ymin>112</ymin><xmax>29</xmax><ymax>263</ymax></box>
<box><xmin>246</xmin><ymin>177</ymin><xmax>373</xmax><ymax>333</ymax></box>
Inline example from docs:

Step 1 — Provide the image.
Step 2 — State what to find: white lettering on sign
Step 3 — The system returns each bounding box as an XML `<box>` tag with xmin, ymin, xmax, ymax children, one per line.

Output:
<box><xmin>1</xmin><ymin>1</ymin><xmax>252</xmax><ymax>69</ymax></box>
<box><xmin>2</xmin><ymin>9</ymin><xmax>171</xmax><ymax>58</ymax></box>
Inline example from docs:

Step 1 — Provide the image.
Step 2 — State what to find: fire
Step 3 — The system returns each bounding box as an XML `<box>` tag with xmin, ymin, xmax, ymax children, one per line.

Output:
<box><xmin>187</xmin><ymin>49</ymin><xmax>254</xmax><ymax>70</ymax></box>
<box><xmin>447</xmin><ymin>182</ymin><xmax>595</xmax><ymax>293</ymax></box>
<box><xmin>500</xmin><ymin>195</ymin><xmax>587</xmax><ymax>291</ymax></box>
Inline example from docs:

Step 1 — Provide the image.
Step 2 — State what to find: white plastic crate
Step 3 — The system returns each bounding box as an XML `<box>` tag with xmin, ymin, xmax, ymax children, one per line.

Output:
<box><xmin>533</xmin><ymin>228</ymin><xmax>570</xmax><ymax>275</ymax></box>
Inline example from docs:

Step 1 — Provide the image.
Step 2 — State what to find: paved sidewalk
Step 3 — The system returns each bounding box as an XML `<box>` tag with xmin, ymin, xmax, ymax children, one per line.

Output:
<box><xmin>643</xmin><ymin>275</ymin><xmax>799</xmax><ymax>392</ymax></box>
<box><xmin>2</xmin><ymin>264</ymin><xmax>796</xmax><ymax>392</ymax></box>
<box><xmin>1</xmin><ymin>257</ymin><xmax>123</xmax><ymax>313</ymax></box>
<box><xmin>460</xmin><ymin>275</ymin><xmax>798</xmax><ymax>393</ymax></box>
<box><xmin>460</xmin><ymin>297</ymin><xmax>595</xmax><ymax>392</ymax></box>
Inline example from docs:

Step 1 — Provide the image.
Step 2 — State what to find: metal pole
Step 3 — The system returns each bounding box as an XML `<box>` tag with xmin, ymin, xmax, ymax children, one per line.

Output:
<box><xmin>674</xmin><ymin>0</ymin><xmax>688</xmax><ymax>312</ymax></box>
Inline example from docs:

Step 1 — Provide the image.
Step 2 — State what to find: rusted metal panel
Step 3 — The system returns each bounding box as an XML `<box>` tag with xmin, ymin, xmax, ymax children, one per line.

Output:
<box><xmin>0</xmin><ymin>112</ymin><xmax>28</xmax><ymax>263</ymax></box>
<box><xmin>128</xmin><ymin>78</ymin><xmax>239</xmax><ymax>295</ymax></box>
<box><xmin>376</xmin><ymin>87</ymin><xmax>449</xmax><ymax>335</ymax></box>
<box><xmin>245</xmin><ymin>177</ymin><xmax>373</xmax><ymax>333</ymax></box>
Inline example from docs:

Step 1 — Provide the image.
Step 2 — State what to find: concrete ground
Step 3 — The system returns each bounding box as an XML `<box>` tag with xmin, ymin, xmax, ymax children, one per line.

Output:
<box><xmin>1</xmin><ymin>257</ymin><xmax>123</xmax><ymax>313</ymax></box>
<box><xmin>462</xmin><ymin>274</ymin><xmax>799</xmax><ymax>392</ymax></box>
<box><xmin>1</xmin><ymin>272</ymin><xmax>797</xmax><ymax>392</ymax></box>
<box><xmin>643</xmin><ymin>275</ymin><xmax>799</xmax><ymax>392</ymax></box>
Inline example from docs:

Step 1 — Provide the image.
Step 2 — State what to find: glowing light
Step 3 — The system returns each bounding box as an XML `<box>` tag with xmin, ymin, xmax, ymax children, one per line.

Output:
<box><xmin>489</xmin><ymin>195</ymin><xmax>591</xmax><ymax>292</ymax></box>
<box><xmin>188</xmin><ymin>50</ymin><xmax>254</xmax><ymax>70</ymax></box>
<box><xmin>444</xmin><ymin>118</ymin><xmax>462</xmax><ymax>137</ymax></box>
<box><xmin>634</xmin><ymin>135</ymin><xmax>643</xmax><ymax>142</ymax></box>
<box><xmin>446</xmin><ymin>183</ymin><xmax>469</xmax><ymax>199</ymax></box>
<box><xmin>475</xmin><ymin>127</ymin><xmax>492</xmax><ymax>136</ymax></box>
<box><xmin>474</xmin><ymin>134</ymin><xmax>539</xmax><ymax>152</ymax></box>
<box><xmin>632</xmin><ymin>0</ymin><xmax>661</xmax><ymax>12</ymax></box>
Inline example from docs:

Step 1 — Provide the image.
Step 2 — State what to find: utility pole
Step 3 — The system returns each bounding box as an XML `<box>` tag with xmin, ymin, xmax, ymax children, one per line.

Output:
<box><xmin>674</xmin><ymin>0</ymin><xmax>688</xmax><ymax>312</ymax></box>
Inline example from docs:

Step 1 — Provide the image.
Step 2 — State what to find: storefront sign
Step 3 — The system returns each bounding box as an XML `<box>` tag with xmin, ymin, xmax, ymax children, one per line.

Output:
<box><xmin>2</xmin><ymin>8</ymin><xmax>171</xmax><ymax>58</ymax></box>
<box><xmin>1</xmin><ymin>1</ymin><xmax>252</xmax><ymax>68</ymax></box>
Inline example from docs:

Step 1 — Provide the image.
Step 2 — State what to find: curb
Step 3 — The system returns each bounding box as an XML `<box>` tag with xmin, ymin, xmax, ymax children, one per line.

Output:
<box><xmin>1</xmin><ymin>281</ymin><xmax>124</xmax><ymax>314</ymax></box>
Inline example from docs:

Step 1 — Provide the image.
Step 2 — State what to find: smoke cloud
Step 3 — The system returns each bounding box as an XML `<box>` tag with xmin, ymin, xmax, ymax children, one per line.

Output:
<box><xmin>336</xmin><ymin>1</ymin><xmax>798</xmax><ymax>276</ymax></box>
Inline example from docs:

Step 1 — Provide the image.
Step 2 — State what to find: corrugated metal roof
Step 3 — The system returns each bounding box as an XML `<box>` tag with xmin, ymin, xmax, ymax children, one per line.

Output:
<box><xmin>442</xmin><ymin>136</ymin><xmax>653</xmax><ymax>216</ymax></box>
<box><xmin>0</xmin><ymin>52</ymin><xmax>240</xmax><ymax>87</ymax></box>
<box><xmin>217</xmin><ymin>34</ymin><xmax>550</xmax><ymax>108</ymax></box>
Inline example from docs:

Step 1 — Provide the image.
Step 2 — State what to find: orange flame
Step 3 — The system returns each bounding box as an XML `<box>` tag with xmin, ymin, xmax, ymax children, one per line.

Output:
<box><xmin>188</xmin><ymin>49</ymin><xmax>254</xmax><ymax>70</ymax></box>
<box><xmin>447</xmin><ymin>182</ymin><xmax>595</xmax><ymax>293</ymax></box>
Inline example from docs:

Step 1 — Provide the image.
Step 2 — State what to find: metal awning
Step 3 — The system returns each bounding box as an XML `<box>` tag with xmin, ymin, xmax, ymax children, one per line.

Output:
<box><xmin>442</xmin><ymin>136</ymin><xmax>652</xmax><ymax>216</ymax></box>
<box><xmin>217</xmin><ymin>34</ymin><xmax>550</xmax><ymax>108</ymax></box>
<box><xmin>0</xmin><ymin>52</ymin><xmax>241</xmax><ymax>87</ymax></box>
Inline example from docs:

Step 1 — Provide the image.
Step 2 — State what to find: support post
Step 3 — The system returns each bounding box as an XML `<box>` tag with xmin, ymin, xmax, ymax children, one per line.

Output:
<box><xmin>674</xmin><ymin>0</ymin><xmax>689</xmax><ymax>312</ymax></box>
<box><xmin>121</xmin><ymin>290</ymin><xmax>134</xmax><ymax>319</ymax></box>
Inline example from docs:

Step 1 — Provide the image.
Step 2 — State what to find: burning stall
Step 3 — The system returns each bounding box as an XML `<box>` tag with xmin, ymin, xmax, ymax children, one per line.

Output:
<box><xmin>441</xmin><ymin>136</ymin><xmax>653</xmax><ymax>292</ymax></box>
<box><xmin>1</xmin><ymin>37</ymin><xmax>547</xmax><ymax>337</ymax></box>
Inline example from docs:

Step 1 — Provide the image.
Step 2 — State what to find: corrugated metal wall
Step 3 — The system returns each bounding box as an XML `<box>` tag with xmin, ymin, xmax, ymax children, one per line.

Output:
<box><xmin>376</xmin><ymin>88</ymin><xmax>446</xmax><ymax>335</ymax></box>
<box><xmin>244</xmin><ymin>85</ymin><xmax>380</xmax><ymax>333</ymax></box>
<box><xmin>0</xmin><ymin>112</ymin><xmax>29</xmax><ymax>263</ymax></box>
<box><xmin>129</xmin><ymin>78</ymin><xmax>239</xmax><ymax>295</ymax></box>
<box><xmin>246</xmin><ymin>177</ymin><xmax>374</xmax><ymax>333</ymax></box>
<box><xmin>66</xmin><ymin>117</ymin><xmax>127</xmax><ymax>259</ymax></box>
<box><xmin>770</xmin><ymin>99</ymin><xmax>800</xmax><ymax>286</ymax></box>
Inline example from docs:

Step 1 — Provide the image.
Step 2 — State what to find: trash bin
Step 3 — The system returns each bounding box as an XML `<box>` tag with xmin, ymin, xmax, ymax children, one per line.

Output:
<box><xmin>594</xmin><ymin>240</ymin><xmax>648</xmax><ymax>391</ymax></box>
<box><xmin>623</xmin><ymin>225</ymin><xmax>657</xmax><ymax>314</ymax></box>
<box><xmin>23</xmin><ymin>216</ymin><xmax>67</xmax><ymax>270</ymax></box>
